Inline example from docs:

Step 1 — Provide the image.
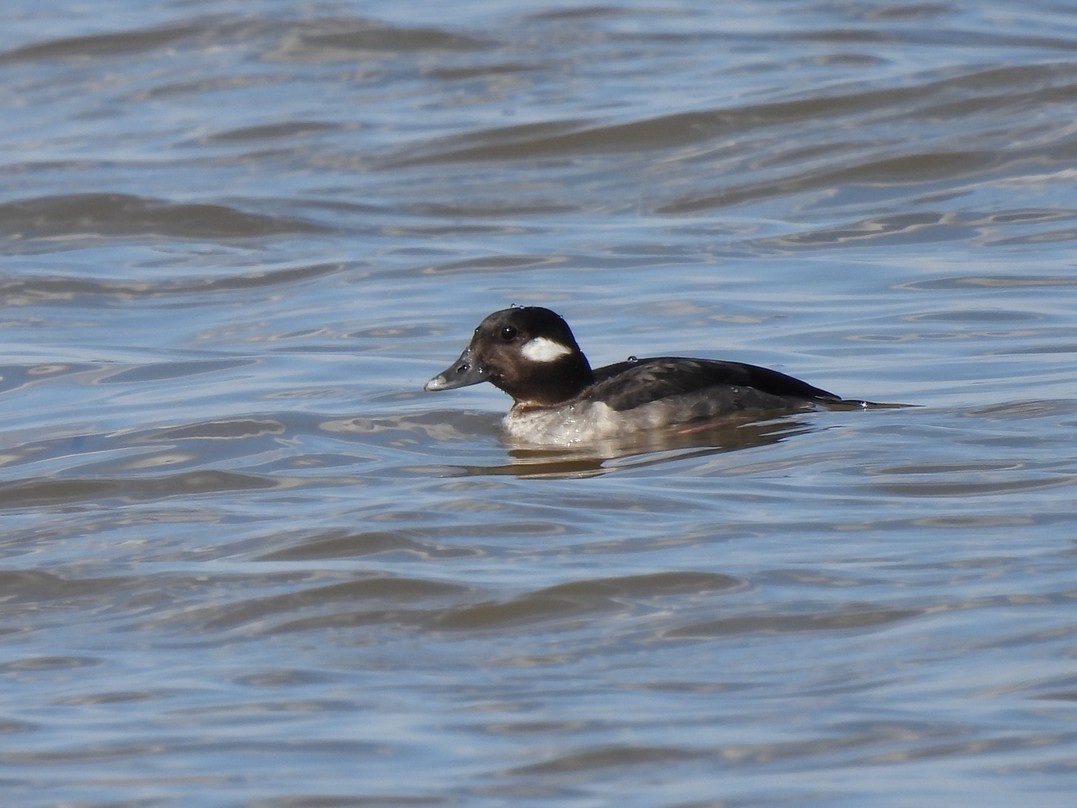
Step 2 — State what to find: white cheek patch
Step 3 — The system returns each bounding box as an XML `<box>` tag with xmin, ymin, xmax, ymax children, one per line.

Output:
<box><xmin>520</xmin><ymin>336</ymin><xmax>572</xmax><ymax>363</ymax></box>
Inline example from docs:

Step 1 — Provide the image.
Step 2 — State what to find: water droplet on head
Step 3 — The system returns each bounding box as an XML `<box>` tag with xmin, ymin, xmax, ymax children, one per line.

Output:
<box><xmin>626</xmin><ymin>355</ymin><xmax>638</xmax><ymax>363</ymax></box>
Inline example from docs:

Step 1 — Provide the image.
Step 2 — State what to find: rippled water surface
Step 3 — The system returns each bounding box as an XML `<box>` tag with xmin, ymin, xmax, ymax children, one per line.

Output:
<box><xmin>3</xmin><ymin>1</ymin><xmax>1077</xmax><ymax>805</ymax></box>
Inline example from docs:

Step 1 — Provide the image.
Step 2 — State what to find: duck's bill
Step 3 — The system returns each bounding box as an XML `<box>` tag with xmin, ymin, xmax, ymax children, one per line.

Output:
<box><xmin>424</xmin><ymin>348</ymin><xmax>487</xmax><ymax>391</ymax></box>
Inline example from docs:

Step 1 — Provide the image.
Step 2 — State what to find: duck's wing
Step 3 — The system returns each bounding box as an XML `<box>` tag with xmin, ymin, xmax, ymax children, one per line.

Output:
<box><xmin>588</xmin><ymin>357</ymin><xmax>840</xmax><ymax>412</ymax></box>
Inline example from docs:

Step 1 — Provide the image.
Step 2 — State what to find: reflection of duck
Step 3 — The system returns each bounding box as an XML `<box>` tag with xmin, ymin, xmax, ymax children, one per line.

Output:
<box><xmin>496</xmin><ymin>417</ymin><xmax>816</xmax><ymax>479</ymax></box>
<box><xmin>425</xmin><ymin>306</ymin><xmax>878</xmax><ymax>445</ymax></box>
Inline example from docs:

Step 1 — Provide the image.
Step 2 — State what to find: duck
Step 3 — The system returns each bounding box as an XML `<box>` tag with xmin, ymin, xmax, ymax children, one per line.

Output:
<box><xmin>424</xmin><ymin>306</ymin><xmax>873</xmax><ymax>444</ymax></box>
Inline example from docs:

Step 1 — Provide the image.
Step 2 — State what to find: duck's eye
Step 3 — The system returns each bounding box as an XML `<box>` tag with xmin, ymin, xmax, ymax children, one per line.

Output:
<box><xmin>500</xmin><ymin>326</ymin><xmax>517</xmax><ymax>342</ymax></box>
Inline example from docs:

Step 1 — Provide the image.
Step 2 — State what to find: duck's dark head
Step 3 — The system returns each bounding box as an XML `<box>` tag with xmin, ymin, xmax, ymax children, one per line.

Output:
<box><xmin>424</xmin><ymin>307</ymin><xmax>594</xmax><ymax>406</ymax></box>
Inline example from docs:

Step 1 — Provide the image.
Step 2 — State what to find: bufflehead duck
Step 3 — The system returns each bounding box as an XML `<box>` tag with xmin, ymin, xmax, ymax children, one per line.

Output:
<box><xmin>425</xmin><ymin>306</ymin><xmax>871</xmax><ymax>444</ymax></box>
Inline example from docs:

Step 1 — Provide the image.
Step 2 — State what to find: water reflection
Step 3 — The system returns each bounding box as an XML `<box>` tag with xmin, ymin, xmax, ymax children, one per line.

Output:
<box><xmin>484</xmin><ymin>416</ymin><xmax>818</xmax><ymax>479</ymax></box>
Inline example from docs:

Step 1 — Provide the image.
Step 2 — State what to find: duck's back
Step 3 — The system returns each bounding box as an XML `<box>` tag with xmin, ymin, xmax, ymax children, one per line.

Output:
<box><xmin>588</xmin><ymin>357</ymin><xmax>840</xmax><ymax>412</ymax></box>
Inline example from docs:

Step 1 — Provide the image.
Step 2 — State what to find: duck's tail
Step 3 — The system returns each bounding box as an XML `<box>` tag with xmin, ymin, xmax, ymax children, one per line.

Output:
<box><xmin>824</xmin><ymin>398</ymin><xmax>915</xmax><ymax>410</ymax></box>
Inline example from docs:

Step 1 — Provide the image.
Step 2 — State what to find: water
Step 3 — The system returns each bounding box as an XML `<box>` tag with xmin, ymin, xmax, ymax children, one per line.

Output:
<box><xmin>2</xmin><ymin>1</ymin><xmax>1077</xmax><ymax>805</ymax></box>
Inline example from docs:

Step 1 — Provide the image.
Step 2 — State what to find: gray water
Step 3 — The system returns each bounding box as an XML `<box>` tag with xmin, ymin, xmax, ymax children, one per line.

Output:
<box><xmin>3</xmin><ymin>1</ymin><xmax>1077</xmax><ymax>806</ymax></box>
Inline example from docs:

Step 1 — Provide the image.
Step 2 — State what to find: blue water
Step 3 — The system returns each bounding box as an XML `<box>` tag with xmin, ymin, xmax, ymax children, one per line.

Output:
<box><xmin>2</xmin><ymin>1</ymin><xmax>1077</xmax><ymax>805</ymax></box>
